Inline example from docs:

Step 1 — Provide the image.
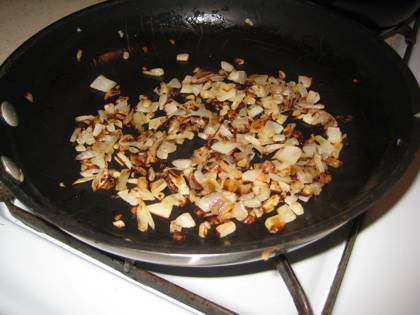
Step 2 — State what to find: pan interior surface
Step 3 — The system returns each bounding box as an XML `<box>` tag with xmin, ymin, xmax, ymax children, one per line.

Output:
<box><xmin>0</xmin><ymin>0</ymin><xmax>417</xmax><ymax>260</ymax></box>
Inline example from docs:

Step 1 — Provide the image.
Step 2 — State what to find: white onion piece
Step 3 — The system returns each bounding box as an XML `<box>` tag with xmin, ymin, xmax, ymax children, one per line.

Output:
<box><xmin>148</xmin><ymin>117</ymin><xmax>166</xmax><ymax>130</ymax></box>
<box><xmin>172</xmin><ymin>159</ymin><xmax>193</xmax><ymax>170</ymax></box>
<box><xmin>146</xmin><ymin>194</ymin><xmax>181</xmax><ymax>218</ymax></box>
<box><xmin>290</xmin><ymin>202</ymin><xmax>304</xmax><ymax>215</ymax></box>
<box><xmin>326</xmin><ymin>127</ymin><xmax>342</xmax><ymax>144</ymax></box>
<box><xmin>196</xmin><ymin>192</ymin><xmax>226</xmax><ymax>213</ymax></box>
<box><xmin>242</xmin><ymin>169</ymin><xmax>261</xmax><ymax>182</ymax></box>
<box><xmin>118</xmin><ymin>189</ymin><xmax>139</xmax><ymax>206</ymax></box>
<box><xmin>273</xmin><ymin>146</ymin><xmax>302</xmax><ymax>165</ymax></box>
<box><xmin>157</xmin><ymin>141</ymin><xmax>176</xmax><ymax>159</ymax></box>
<box><xmin>174</xmin><ymin>212</ymin><xmax>196</xmax><ymax>228</ymax></box>
<box><xmin>211</xmin><ymin>141</ymin><xmax>237</xmax><ymax>154</ymax></box>
<box><xmin>90</xmin><ymin>75</ymin><xmax>117</xmax><ymax>92</ymax></box>
<box><xmin>198</xmin><ymin>221</ymin><xmax>211</xmax><ymax>238</ymax></box>
<box><xmin>176</xmin><ymin>53</ymin><xmax>190</xmax><ymax>62</ymax></box>
<box><xmin>167</xmin><ymin>78</ymin><xmax>182</xmax><ymax>89</ymax></box>
<box><xmin>298</xmin><ymin>75</ymin><xmax>312</xmax><ymax>88</ymax></box>
<box><xmin>221</xmin><ymin>61</ymin><xmax>234</xmax><ymax>72</ymax></box>
<box><xmin>113</xmin><ymin>220</ymin><xmax>125</xmax><ymax>228</ymax></box>
<box><xmin>76</xmin><ymin>151</ymin><xmax>95</xmax><ymax>160</ymax></box>
<box><xmin>277</xmin><ymin>204</ymin><xmax>297</xmax><ymax>222</ymax></box>
<box><xmin>216</xmin><ymin>221</ymin><xmax>236</xmax><ymax>238</ymax></box>
<box><xmin>243</xmin><ymin>199</ymin><xmax>261</xmax><ymax>208</ymax></box>
<box><xmin>143</xmin><ymin>68</ymin><xmax>164</xmax><ymax>76</ymax></box>
<box><xmin>228</xmin><ymin>70</ymin><xmax>247</xmax><ymax>84</ymax></box>
<box><xmin>137</xmin><ymin>202</ymin><xmax>155</xmax><ymax>232</ymax></box>
<box><xmin>248</xmin><ymin>105</ymin><xmax>263</xmax><ymax>118</ymax></box>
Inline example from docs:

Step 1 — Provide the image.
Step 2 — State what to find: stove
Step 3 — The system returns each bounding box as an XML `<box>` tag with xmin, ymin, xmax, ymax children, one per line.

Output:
<box><xmin>0</xmin><ymin>2</ymin><xmax>419</xmax><ymax>314</ymax></box>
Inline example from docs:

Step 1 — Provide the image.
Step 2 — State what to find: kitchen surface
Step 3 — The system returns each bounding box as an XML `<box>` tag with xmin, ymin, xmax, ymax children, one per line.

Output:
<box><xmin>0</xmin><ymin>1</ymin><xmax>419</xmax><ymax>314</ymax></box>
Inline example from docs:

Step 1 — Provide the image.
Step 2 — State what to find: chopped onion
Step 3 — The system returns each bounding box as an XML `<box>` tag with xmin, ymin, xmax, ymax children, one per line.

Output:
<box><xmin>326</xmin><ymin>127</ymin><xmax>342</xmax><ymax>144</ymax></box>
<box><xmin>273</xmin><ymin>146</ymin><xmax>302</xmax><ymax>165</ymax></box>
<box><xmin>221</xmin><ymin>61</ymin><xmax>234</xmax><ymax>72</ymax></box>
<box><xmin>167</xmin><ymin>78</ymin><xmax>182</xmax><ymax>89</ymax></box>
<box><xmin>176</xmin><ymin>53</ymin><xmax>190</xmax><ymax>62</ymax></box>
<box><xmin>228</xmin><ymin>70</ymin><xmax>247</xmax><ymax>84</ymax></box>
<box><xmin>157</xmin><ymin>141</ymin><xmax>176</xmax><ymax>159</ymax></box>
<box><xmin>143</xmin><ymin>68</ymin><xmax>164</xmax><ymax>77</ymax></box>
<box><xmin>211</xmin><ymin>141</ymin><xmax>237</xmax><ymax>154</ymax></box>
<box><xmin>173</xmin><ymin>212</ymin><xmax>196</xmax><ymax>228</ymax></box>
<box><xmin>90</xmin><ymin>75</ymin><xmax>117</xmax><ymax>93</ymax></box>
<box><xmin>146</xmin><ymin>194</ymin><xmax>181</xmax><ymax>218</ymax></box>
<box><xmin>216</xmin><ymin>221</ymin><xmax>236</xmax><ymax>238</ymax></box>
<box><xmin>198</xmin><ymin>221</ymin><xmax>211</xmax><ymax>238</ymax></box>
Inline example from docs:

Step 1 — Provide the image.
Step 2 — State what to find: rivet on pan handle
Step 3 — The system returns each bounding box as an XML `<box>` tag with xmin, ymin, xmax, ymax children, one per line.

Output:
<box><xmin>1</xmin><ymin>156</ymin><xmax>24</xmax><ymax>183</ymax></box>
<box><xmin>1</xmin><ymin>101</ymin><xmax>19</xmax><ymax>127</ymax></box>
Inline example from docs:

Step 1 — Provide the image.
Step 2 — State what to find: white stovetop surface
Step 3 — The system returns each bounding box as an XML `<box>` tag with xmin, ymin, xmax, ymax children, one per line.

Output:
<box><xmin>0</xmin><ymin>1</ymin><xmax>419</xmax><ymax>314</ymax></box>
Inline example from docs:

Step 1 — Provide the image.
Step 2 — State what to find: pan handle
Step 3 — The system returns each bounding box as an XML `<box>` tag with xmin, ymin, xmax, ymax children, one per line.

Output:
<box><xmin>0</xmin><ymin>180</ymin><xmax>14</xmax><ymax>202</ymax></box>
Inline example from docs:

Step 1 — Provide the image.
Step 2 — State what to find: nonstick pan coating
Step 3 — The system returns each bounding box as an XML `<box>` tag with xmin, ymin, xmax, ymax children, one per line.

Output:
<box><xmin>0</xmin><ymin>0</ymin><xmax>419</xmax><ymax>266</ymax></box>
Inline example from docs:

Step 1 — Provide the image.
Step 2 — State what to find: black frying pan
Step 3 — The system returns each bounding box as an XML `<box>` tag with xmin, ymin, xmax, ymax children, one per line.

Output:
<box><xmin>0</xmin><ymin>0</ymin><xmax>419</xmax><ymax>266</ymax></box>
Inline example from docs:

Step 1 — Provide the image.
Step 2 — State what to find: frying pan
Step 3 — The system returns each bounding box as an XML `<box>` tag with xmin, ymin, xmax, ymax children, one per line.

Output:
<box><xmin>0</xmin><ymin>0</ymin><xmax>419</xmax><ymax>267</ymax></box>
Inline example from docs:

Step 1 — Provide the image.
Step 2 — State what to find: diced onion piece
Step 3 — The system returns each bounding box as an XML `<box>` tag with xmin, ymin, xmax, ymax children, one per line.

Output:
<box><xmin>168</xmin><ymin>173</ymin><xmax>190</xmax><ymax>195</ymax></box>
<box><xmin>306</xmin><ymin>90</ymin><xmax>320</xmax><ymax>103</ymax></box>
<box><xmin>244</xmin><ymin>18</ymin><xmax>254</xmax><ymax>26</ymax></box>
<box><xmin>73</xmin><ymin>176</ymin><xmax>95</xmax><ymax>184</ymax></box>
<box><xmin>76</xmin><ymin>151</ymin><xmax>95</xmax><ymax>160</ymax></box>
<box><xmin>143</xmin><ymin>68</ymin><xmax>164</xmax><ymax>77</ymax></box>
<box><xmin>76</xmin><ymin>49</ymin><xmax>83</xmax><ymax>62</ymax></box>
<box><xmin>326</xmin><ymin>127</ymin><xmax>342</xmax><ymax>144</ymax></box>
<box><xmin>157</xmin><ymin>141</ymin><xmax>176</xmax><ymax>159</ymax></box>
<box><xmin>211</xmin><ymin>141</ymin><xmax>237</xmax><ymax>154</ymax></box>
<box><xmin>232</xmin><ymin>202</ymin><xmax>248</xmax><ymax>221</ymax></box>
<box><xmin>248</xmin><ymin>105</ymin><xmax>263</xmax><ymax>118</ymax></box>
<box><xmin>243</xmin><ymin>199</ymin><xmax>261</xmax><ymax>208</ymax></box>
<box><xmin>176</xmin><ymin>53</ymin><xmax>190</xmax><ymax>62</ymax></box>
<box><xmin>196</xmin><ymin>192</ymin><xmax>227</xmax><ymax>213</ymax></box>
<box><xmin>90</xmin><ymin>75</ymin><xmax>117</xmax><ymax>93</ymax></box>
<box><xmin>234</xmin><ymin>58</ymin><xmax>245</xmax><ymax>65</ymax></box>
<box><xmin>277</xmin><ymin>204</ymin><xmax>297</xmax><ymax>223</ymax></box>
<box><xmin>146</xmin><ymin>194</ymin><xmax>181</xmax><ymax>218</ymax></box>
<box><xmin>174</xmin><ymin>212</ymin><xmax>196</xmax><ymax>228</ymax></box>
<box><xmin>118</xmin><ymin>189</ymin><xmax>139</xmax><ymax>206</ymax></box>
<box><xmin>199</xmin><ymin>221</ymin><xmax>211</xmax><ymax>238</ymax></box>
<box><xmin>289</xmin><ymin>201</ymin><xmax>304</xmax><ymax>215</ymax></box>
<box><xmin>221</xmin><ymin>61</ymin><xmax>234</xmax><ymax>72</ymax></box>
<box><xmin>167</xmin><ymin>78</ymin><xmax>182</xmax><ymax>88</ymax></box>
<box><xmin>116</xmin><ymin>152</ymin><xmax>132</xmax><ymax>168</ymax></box>
<box><xmin>150</xmin><ymin>178</ymin><xmax>167</xmax><ymax>196</ymax></box>
<box><xmin>228</xmin><ymin>70</ymin><xmax>247</xmax><ymax>84</ymax></box>
<box><xmin>113</xmin><ymin>220</ymin><xmax>125</xmax><ymax>228</ymax></box>
<box><xmin>273</xmin><ymin>145</ymin><xmax>302</xmax><ymax>165</ymax></box>
<box><xmin>148</xmin><ymin>117</ymin><xmax>166</xmax><ymax>130</ymax></box>
<box><xmin>216</xmin><ymin>221</ymin><xmax>236</xmax><ymax>238</ymax></box>
<box><xmin>265</xmin><ymin>214</ymin><xmax>285</xmax><ymax>233</ymax></box>
<box><xmin>298</xmin><ymin>75</ymin><xmax>312</xmax><ymax>88</ymax></box>
<box><xmin>137</xmin><ymin>202</ymin><xmax>155</xmax><ymax>232</ymax></box>
<box><xmin>262</xmin><ymin>194</ymin><xmax>280</xmax><ymax>213</ymax></box>
<box><xmin>172</xmin><ymin>159</ymin><xmax>193</xmax><ymax>170</ymax></box>
<box><xmin>116</xmin><ymin>169</ymin><xmax>130</xmax><ymax>191</ymax></box>
<box><xmin>242</xmin><ymin>169</ymin><xmax>261</xmax><ymax>182</ymax></box>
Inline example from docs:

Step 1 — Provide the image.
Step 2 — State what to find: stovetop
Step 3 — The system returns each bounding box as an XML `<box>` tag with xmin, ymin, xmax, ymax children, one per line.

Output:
<box><xmin>0</xmin><ymin>1</ymin><xmax>419</xmax><ymax>315</ymax></box>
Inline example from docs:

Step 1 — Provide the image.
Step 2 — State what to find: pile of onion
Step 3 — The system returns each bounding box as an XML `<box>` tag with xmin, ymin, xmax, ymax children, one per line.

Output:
<box><xmin>71</xmin><ymin>60</ymin><xmax>345</xmax><ymax>240</ymax></box>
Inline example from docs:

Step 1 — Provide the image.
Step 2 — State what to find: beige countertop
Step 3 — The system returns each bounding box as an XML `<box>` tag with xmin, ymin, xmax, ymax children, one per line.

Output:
<box><xmin>0</xmin><ymin>0</ymin><xmax>103</xmax><ymax>63</ymax></box>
